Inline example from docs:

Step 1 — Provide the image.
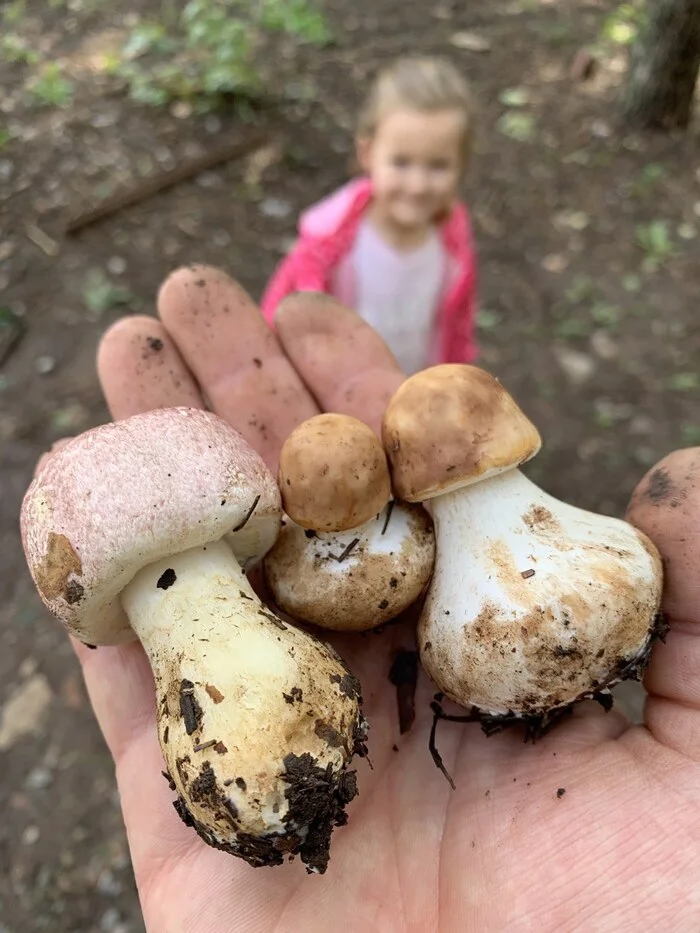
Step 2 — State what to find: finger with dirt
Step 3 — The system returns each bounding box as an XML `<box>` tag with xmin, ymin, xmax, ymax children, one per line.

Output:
<box><xmin>275</xmin><ymin>292</ymin><xmax>405</xmax><ymax>439</ymax></box>
<box><xmin>157</xmin><ymin>265</ymin><xmax>319</xmax><ymax>470</ymax></box>
<box><xmin>626</xmin><ymin>447</ymin><xmax>700</xmax><ymax>757</ymax></box>
<box><xmin>97</xmin><ymin>315</ymin><xmax>205</xmax><ymax>420</ymax></box>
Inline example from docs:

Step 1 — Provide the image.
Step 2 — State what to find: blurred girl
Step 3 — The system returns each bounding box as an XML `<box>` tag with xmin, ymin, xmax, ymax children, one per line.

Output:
<box><xmin>261</xmin><ymin>56</ymin><xmax>479</xmax><ymax>374</ymax></box>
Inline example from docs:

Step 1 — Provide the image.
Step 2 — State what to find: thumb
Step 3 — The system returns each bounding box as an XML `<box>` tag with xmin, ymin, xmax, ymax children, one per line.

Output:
<box><xmin>626</xmin><ymin>448</ymin><xmax>700</xmax><ymax>756</ymax></box>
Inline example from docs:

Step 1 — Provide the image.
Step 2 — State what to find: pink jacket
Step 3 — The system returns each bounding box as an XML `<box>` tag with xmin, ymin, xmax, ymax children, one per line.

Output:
<box><xmin>260</xmin><ymin>177</ymin><xmax>478</xmax><ymax>364</ymax></box>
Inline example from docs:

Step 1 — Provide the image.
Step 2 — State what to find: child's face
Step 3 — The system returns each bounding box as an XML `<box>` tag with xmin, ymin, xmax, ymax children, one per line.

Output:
<box><xmin>358</xmin><ymin>107</ymin><xmax>464</xmax><ymax>231</ymax></box>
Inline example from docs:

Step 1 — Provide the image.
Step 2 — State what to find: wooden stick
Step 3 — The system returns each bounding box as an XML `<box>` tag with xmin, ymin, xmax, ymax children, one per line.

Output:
<box><xmin>65</xmin><ymin>129</ymin><xmax>269</xmax><ymax>235</ymax></box>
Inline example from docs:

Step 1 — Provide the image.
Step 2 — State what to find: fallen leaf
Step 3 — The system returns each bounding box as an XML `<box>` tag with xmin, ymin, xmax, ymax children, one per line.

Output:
<box><xmin>497</xmin><ymin>112</ymin><xmax>535</xmax><ymax>142</ymax></box>
<box><xmin>562</xmin><ymin>149</ymin><xmax>591</xmax><ymax>166</ymax></box>
<box><xmin>0</xmin><ymin>674</ymin><xmax>52</xmax><ymax>751</ymax></box>
<box><xmin>590</xmin><ymin>329</ymin><xmax>619</xmax><ymax>361</ymax></box>
<box><xmin>553</xmin><ymin>210</ymin><xmax>590</xmax><ymax>231</ymax></box>
<box><xmin>171</xmin><ymin>101</ymin><xmax>193</xmax><ymax>120</ymax></box>
<box><xmin>541</xmin><ymin>253</ymin><xmax>569</xmax><ymax>273</ymax></box>
<box><xmin>24</xmin><ymin>222</ymin><xmax>59</xmax><ymax>257</ymax></box>
<box><xmin>473</xmin><ymin>208</ymin><xmax>504</xmax><ymax>238</ymax></box>
<box><xmin>552</xmin><ymin>346</ymin><xmax>596</xmax><ymax>386</ymax></box>
<box><xmin>499</xmin><ymin>87</ymin><xmax>530</xmax><ymax>108</ymax></box>
<box><xmin>450</xmin><ymin>31</ymin><xmax>492</xmax><ymax>52</ymax></box>
<box><xmin>19</xmin><ymin>657</ymin><xmax>37</xmax><ymax>678</ymax></box>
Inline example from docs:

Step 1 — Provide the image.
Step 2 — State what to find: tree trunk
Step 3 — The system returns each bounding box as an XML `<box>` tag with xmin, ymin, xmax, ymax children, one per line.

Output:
<box><xmin>621</xmin><ymin>0</ymin><xmax>700</xmax><ymax>130</ymax></box>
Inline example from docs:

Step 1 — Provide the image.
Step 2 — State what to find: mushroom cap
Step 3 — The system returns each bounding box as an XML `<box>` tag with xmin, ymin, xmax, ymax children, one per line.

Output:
<box><xmin>20</xmin><ymin>408</ymin><xmax>281</xmax><ymax>646</ymax></box>
<box><xmin>381</xmin><ymin>364</ymin><xmax>542</xmax><ymax>502</ymax></box>
<box><xmin>278</xmin><ymin>413</ymin><xmax>391</xmax><ymax>532</ymax></box>
<box><xmin>264</xmin><ymin>502</ymin><xmax>435</xmax><ymax>631</ymax></box>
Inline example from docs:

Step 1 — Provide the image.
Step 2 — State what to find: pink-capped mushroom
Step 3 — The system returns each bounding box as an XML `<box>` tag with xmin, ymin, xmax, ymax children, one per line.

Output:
<box><xmin>20</xmin><ymin>407</ymin><xmax>367</xmax><ymax>874</ymax></box>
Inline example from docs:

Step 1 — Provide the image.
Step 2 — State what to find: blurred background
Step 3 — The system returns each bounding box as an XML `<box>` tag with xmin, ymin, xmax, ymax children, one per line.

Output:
<box><xmin>0</xmin><ymin>0</ymin><xmax>698</xmax><ymax>929</ymax></box>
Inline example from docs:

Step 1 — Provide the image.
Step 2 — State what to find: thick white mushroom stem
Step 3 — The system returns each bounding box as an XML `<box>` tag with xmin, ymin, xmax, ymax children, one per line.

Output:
<box><xmin>420</xmin><ymin>468</ymin><xmax>664</xmax><ymax>723</ymax></box>
<box><xmin>121</xmin><ymin>538</ymin><xmax>367</xmax><ymax>874</ymax></box>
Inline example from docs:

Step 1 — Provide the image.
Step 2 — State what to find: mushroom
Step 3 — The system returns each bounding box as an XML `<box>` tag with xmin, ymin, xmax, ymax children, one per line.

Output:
<box><xmin>264</xmin><ymin>413</ymin><xmax>435</xmax><ymax>632</ymax></box>
<box><xmin>381</xmin><ymin>364</ymin><xmax>665</xmax><ymax>732</ymax></box>
<box><xmin>20</xmin><ymin>407</ymin><xmax>367</xmax><ymax>874</ymax></box>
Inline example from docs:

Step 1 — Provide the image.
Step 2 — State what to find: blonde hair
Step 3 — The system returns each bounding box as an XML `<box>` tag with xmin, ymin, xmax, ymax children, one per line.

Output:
<box><xmin>356</xmin><ymin>56</ymin><xmax>477</xmax><ymax>170</ymax></box>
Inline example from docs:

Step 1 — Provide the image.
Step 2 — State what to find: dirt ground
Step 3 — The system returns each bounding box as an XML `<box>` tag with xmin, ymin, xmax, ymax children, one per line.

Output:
<box><xmin>1</xmin><ymin>0</ymin><xmax>698</xmax><ymax>929</ymax></box>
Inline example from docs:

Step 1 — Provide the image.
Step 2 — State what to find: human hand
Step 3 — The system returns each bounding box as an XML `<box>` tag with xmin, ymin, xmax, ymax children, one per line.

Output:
<box><xmin>48</xmin><ymin>266</ymin><xmax>700</xmax><ymax>932</ymax></box>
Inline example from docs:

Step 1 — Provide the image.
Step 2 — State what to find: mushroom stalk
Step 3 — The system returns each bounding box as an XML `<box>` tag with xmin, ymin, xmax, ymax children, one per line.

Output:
<box><xmin>420</xmin><ymin>468</ymin><xmax>663</xmax><ymax>719</ymax></box>
<box><xmin>121</xmin><ymin>538</ymin><xmax>366</xmax><ymax>871</ymax></box>
<box><xmin>121</xmin><ymin>540</ymin><xmax>289</xmax><ymax>700</ymax></box>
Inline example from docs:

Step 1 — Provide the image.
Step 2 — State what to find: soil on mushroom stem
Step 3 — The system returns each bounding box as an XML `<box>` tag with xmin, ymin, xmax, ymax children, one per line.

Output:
<box><xmin>1</xmin><ymin>0</ymin><xmax>698</xmax><ymax>928</ymax></box>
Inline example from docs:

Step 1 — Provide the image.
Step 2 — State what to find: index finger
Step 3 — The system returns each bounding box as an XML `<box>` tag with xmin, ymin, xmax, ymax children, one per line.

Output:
<box><xmin>157</xmin><ymin>266</ymin><xmax>319</xmax><ymax>470</ymax></box>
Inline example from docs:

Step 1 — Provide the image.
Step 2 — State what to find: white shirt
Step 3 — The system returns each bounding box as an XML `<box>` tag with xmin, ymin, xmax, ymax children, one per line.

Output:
<box><xmin>333</xmin><ymin>219</ymin><xmax>446</xmax><ymax>375</ymax></box>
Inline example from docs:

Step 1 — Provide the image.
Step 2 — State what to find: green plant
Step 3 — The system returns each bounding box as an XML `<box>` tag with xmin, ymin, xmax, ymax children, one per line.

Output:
<box><xmin>556</xmin><ymin>276</ymin><xmax>622</xmax><ymax>336</ymax></box>
<box><xmin>635</xmin><ymin>220</ymin><xmax>674</xmax><ymax>272</ymax></box>
<box><xmin>1</xmin><ymin>33</ymin><xmax>39</xmax><ymax>65</ymax></box>
<box><xmin>258</xmin><ymin>0</ymin><xmax>328</xmax><ymax>41</ymax></box>
<box><xmin>666</xmin><ymin>372</ymin><xmax>700</xmax><ymax>392</ymax></box>
<box><xmin>593</xmin><ymin>404</ymin><xmax>618</xmax><ymax>430</ymax></box>
<box><xmin>540</xmin><ymin>21</ymin><xmax>573</xmax><ymax>45</ymax></box>
<box><xmin>565</xmin><ymin>274</ymin><xmax>596</xmax><ymax>304</ymax></box>
<box><xmin>46</xmin><ymin>0</ymin><xmax>111</xmax><ymax>10</ymax></box>
<box><xmin>82</xmin><ymin>270</ymin><xmax>137</xmax><ymax>315</ymax></box>
<box><xmin>554</xmin><ymin>318</ymin><xmax>589</xmax><ymax>339</ymax></box>
<box><xmin>116</xmin><ymin>0</ymin><xmax>330</xmax><ymax>110</ymax></box>
<box><xmin>476</xmin><ymin>308</ymin><xmax>502</xmax><ymax>331</ymax></box>
<box><xmin>681</xmin><ymin>423</ymin><xmax>700</xmax><ymax>446</ymax></box>
<box><xmin>591</xmin><ymin>302</ymin><xmax>622</xmax><ymax>331</ymax></box>
<box><xmin>631</xmin><ymin>163</ymin><xmax>664</xmax><ymax>197</ymax></box>
<box><xmin>2</xmin><ymin>0</ymin><xmax>27</xmax><ymax>25</ymax></box>
<box><xmin>600</xmin><ymin>1</ymin><xmax>647</xmax><ymax>47</ymax></box>
<box><xmin>27</xmin><ymin>63</ymin><xmax>74</xmax><ymax>107</ymax></box>
<box><xmin>622</xmin><ymin>273</ymin><xmax>642</xmax><ymax>293</ymax></box>
<box><xmin>497</xmin><ymin>112</ymin><xmax>535</xmax><ymax>142</ymax></box>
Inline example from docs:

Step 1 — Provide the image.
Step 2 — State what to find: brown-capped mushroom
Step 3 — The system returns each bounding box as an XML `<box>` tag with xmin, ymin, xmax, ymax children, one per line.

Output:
<box><xmin>20</xmin><ymin>408</ymin><xmax>367</xmax><ymax>874</ymax></box>
<box><xmin>382</xmin><ymin>365</ymin><xmax>665</xmax><ymax>731</ymax></box>
<box><xmin>264</xmin><ymin>413</ymin><xmax>435</xmax><ymax>632</ymax></box>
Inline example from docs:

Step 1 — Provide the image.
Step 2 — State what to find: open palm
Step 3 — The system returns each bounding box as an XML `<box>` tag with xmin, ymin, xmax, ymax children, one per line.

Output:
<box><xmin>52</xmin><ymin>267</ymin><xmax>700</xmax><ymax>932</ymax></box>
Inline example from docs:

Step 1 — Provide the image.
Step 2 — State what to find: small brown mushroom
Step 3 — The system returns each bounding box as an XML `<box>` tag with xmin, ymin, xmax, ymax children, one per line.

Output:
<box><xmin>278</xmin><ymin>413</ymin><xmax>391</xmax><ymax>531</ymax></box>
<box><xmin>264</xmin><ymin>413</ymin><xmax>435</xmax><ymax>632</ymax></box>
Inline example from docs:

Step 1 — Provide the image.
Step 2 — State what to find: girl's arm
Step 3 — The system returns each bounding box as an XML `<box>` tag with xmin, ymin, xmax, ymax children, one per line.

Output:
<box><xmin>439</xmin><ymin>251</ymin><xmax>479</xmax><ymax>364</ymax></box>
<box><xmin>259</xmin><ymin>249</ymin><xmax>301</xmax><ymax>326</ymax></box>
<box><xmin>454</xmin><ymin>265</ymin><xmax>478</xmax><ymax>364</ymax></box>
<box><xmin>443</xmin><ymin>292</ymin><xmax>478</xmax><ymax>364</ymax></box>
<box><xmin>260</xmin><ymin>239</ymin><xmax>333</xmax><ymax>327</ymax></box>
<box><xmin>438</xmin><ymin>203</ymin><xmax>479</xmax><ymax>364</ymax></box>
